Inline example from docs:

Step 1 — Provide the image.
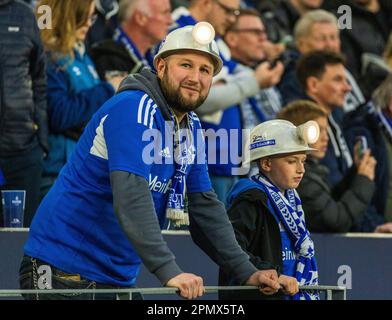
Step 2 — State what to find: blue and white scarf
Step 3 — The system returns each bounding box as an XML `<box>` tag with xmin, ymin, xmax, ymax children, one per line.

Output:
<box><xmin>165</xmin><ymin>115</ymin><xmax>195</xmax><ymax>227</ymax></box>
<box><xmin>113</xmin><ymin>27</ymin><xmax>154</xmax><ymax>69</ymax></box>
<box><xmin>251</xmin><ymin>174</ymin><xmax>319</xmax><ymax>300</ymax></box>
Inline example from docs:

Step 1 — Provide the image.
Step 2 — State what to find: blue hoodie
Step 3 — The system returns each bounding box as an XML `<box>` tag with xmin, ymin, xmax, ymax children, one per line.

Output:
<box><xmin>44</xmin><ymin>48</ymin><xmax>115</xmax><ymax>176</ymax></box>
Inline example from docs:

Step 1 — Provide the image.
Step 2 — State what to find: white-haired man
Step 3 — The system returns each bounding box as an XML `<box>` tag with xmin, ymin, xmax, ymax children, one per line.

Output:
<box><xmin>90</xmin><ymin>0</ymin><xmax>172</xmax><ymax>79</ymax></box>
<box><xmin>278</xmin><ymin>9</ymin><xmax>365</xmax><ymax>113</ymax></box>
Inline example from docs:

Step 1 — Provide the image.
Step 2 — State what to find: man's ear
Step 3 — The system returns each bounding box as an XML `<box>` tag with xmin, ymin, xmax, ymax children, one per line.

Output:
<box><xmin>156</xmin><ymin>57</ymin><xmax>166</xmax><ymax>79</ymax></box>
<box><xmin>134</xmin><ymin>9</ymin><xmax>148</xmax><ymax>27</ymax></box>
<box><xmin>224</xmin><ymin>32</ymin><xmax>237</xmax><ymax>49</ymax></box>
<box><xmin>306</xmin><ymin>76</ymin><xmax>319</xmax><ymax>96</ymax></box>
<box><xmin>260</xmin><ymin>158</ymin><xmax>272</xmax><ymax>172</ymax></box>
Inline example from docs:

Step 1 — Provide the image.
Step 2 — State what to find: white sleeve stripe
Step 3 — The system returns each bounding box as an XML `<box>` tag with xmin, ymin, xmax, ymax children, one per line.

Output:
<box><xmin>143</xmin><ymin>99</ymin><xmax>153</xmax><ymax>126</ymax></box>
<box><xmin>90</xmin><ymin>115</ymin><xmax>109</xmax><ymax>160</ymax></box>
<box><xmin>149</xmin><ymin>105</ymin><xmax>158</xmax><ymax>129</ymax></box>
<box><xmin>137</xmin><ymin>94</ymin><xmax>149</xmax><ymax>124</ymax></box>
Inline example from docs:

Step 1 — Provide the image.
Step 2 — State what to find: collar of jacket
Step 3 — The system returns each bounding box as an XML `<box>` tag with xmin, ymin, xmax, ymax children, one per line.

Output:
<box><xmin>0</xmin><ymin>0</ymin><xmax>13</xmax><ymax>7</ymax></box>
<box><xmin>117</xmin><ymin>67</ymin><xmax>172</xmax><ymax>121</ymax></box>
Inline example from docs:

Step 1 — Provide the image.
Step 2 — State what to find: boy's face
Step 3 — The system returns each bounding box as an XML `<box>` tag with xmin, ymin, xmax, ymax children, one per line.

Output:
<box><xmin>260</xmin><ymin>153</ymin><xmax>307</xmax><ymax>192</ymax></box>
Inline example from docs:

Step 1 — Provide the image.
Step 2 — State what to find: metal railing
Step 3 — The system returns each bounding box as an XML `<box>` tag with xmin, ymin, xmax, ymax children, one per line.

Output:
<box><xmin>0</xmin><ymin>285</ymin><xmax>346</xmax><ymax>300</ymax></box>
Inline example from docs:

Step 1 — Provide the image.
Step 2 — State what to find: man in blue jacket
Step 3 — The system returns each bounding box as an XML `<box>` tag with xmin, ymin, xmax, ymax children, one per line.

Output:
<box><xmin>20</xmin><ymin>23</ymin><xmax>291</xmax><ymax>300</ymax></box>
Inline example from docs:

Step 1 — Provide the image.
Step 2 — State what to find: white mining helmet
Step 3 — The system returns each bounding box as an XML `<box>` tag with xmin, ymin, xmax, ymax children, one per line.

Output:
<box><xmin>153</xmin><ymin>22</ymin><xmax>223</xmax><ymax>76</ymax></box>
<box><xmin>244</xmin><ymin>119</ymin><xmax>320</xmax><ymax>164</ymax></box>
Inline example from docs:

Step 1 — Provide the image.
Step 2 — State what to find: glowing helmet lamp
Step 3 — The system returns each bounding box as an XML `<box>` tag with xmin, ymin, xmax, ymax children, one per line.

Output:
<box><xmin>154</xmin><ymin>22</ymin><xmax>223</xmax><ymax>76</ymax></box>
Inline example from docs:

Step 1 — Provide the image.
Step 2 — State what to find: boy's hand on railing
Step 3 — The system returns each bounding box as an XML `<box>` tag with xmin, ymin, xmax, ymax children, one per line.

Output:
<box><xmin>245</xmin><ymin>269</ymin><xmax>281</xmax><ymax>295</ymax></box>
<box><xmin>166</xmin><ymin>273</ymin><xmax>204</xmax><ymax>300</ymax></box>
<box><xmin>278</xmin><ymin>275</ymin><xmax>299</xmax><ymax>296</ymax></box>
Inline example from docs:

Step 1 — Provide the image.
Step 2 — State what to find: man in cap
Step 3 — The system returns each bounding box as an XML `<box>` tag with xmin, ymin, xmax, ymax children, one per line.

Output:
<box><xmin>20</xmin><ymin>23</ymin><xmax>294</xmax><ymax>300</ymax></box>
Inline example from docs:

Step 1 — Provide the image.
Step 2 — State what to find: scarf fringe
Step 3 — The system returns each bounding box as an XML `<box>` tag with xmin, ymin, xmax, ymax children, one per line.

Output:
<box><xmin>166</xmin><ymin>208</ymin><xmax>189</xmax><ymax>227</ymax></box>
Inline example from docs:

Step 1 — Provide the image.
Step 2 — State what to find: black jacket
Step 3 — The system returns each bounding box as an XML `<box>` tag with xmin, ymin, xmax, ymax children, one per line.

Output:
<box><xmin>257</xmin><ymin>0</ymin><xmax>299</xmax><ymax>49</ymax></box>
<box><xmin>219</xmin><ymin>188</ymin><xmax>283</xmax><ymax>300</ymax></box>
<box><xmin>323</xmin><ymin>0</ymin><xmax>392</xmax><ymax>81</ymax></box>
<box><xmin>297</xmin><ymin>157</ymin><xmax>376</xmax><ymax>233</ymax></box>
<box><xmin>89</xmin><ymin>39</ymin><xmax>143</xmax><ymax>80</ymax></box>
<box><xmin>0</xmin><ymin>0</ymin><xmax>48</xmax><ymax>156</ymax></box>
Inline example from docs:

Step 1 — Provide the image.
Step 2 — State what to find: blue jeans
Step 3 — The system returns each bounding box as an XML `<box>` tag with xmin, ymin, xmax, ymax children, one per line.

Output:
<box><xmin>19</xmin><ymin>255</ymin><xmax>142</xmax><ymax>300</ymax></box>
<box><xmin>209</xmin><ymin>175</ymin><xmax>238</xmax><ymax>208</ymax></box>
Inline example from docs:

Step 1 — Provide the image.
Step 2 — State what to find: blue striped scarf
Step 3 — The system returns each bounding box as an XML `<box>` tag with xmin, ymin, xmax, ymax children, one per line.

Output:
<box><xmin>252</xmin><ymin>174</ymin><xmax>319</xmax><ymax>300</ymax></box>
<box><xmin>166</xmin><ymin>114</ymin><xmax>195</xmax><ymax>227</ymax></box>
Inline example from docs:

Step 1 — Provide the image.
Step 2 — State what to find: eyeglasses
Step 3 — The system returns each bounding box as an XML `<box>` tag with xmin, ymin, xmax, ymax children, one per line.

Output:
<box><xmin>213</xmin><ymin>0</ymin><xmax>240</xmax><ymax>18</ymax></box>
<box><xmin>229</xmin><ymin>28</ymin><xmax>267</xmax><ymax>37</ymax></box>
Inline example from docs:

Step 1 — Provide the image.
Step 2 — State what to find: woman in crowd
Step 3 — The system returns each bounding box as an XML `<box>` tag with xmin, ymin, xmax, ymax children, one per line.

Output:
<box><xmin>36</xmin><ymin>0</ymin><xmax>124</xmax><ymax>197</ymax></box>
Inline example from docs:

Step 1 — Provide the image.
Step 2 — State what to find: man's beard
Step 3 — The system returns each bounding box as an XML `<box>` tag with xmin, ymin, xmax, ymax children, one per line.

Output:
<box><xmin>160</xmin><ymin>69</ymin><xmax>208</xmax><ymax>113</ymax></box>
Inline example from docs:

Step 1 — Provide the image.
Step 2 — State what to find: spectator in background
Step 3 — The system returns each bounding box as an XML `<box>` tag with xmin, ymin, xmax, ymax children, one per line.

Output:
<box><xmin>172</xmin><ymin>0</ymin><xmax>284</xmax><ymax>205</ymax></box>
<box><xmin>370</xmin><ymin>75</ymin><xmax>392</xmax><ymax>225</ymax></box>
<box><xmin>322</xmin><ymin>0</ymin><xmax>392</xmax><ymax>81</ymax></box>
<box><xmin>85</xmin><ymin>0</ymin><xmax>119</xmax><ymax>50</ymax></box>
<box><xmin>0</xmin><ymin>0</ymin><xmax>48</xmax><ymax>227</ymax></box>
<box><xmin>224</xmin><ymin>9</ymin><xmax>283</xmax><ymax>123</ymax></box>
<box><xmin>90</xmin><ymin>0</ymin><xmax>172</xmax><ymax>80</ymax></box>
<box><xmin>256</xmin><ymin>0</ymin><xmax>324</xmax><ymax>53</ymax></box>
<box><xmin>37</xmin><ymin>0</ymin><xmax>123</xmax><ymax>198</ymax></box>
<box><xmin>296</xmin><ymin>51</ymin><xmax>354</xmax><ymax>187</ymax></box>
<box><xmin>297</xmin><ymin>50</ymin><xmax>386</xmax><ymax>231</ymax></box>
<box><xmin>278</xmin><ymin>100</ymin><xmax>380</xmax><ymax>232</ymax></box>
<box><xmin>278</xmin><ymin>9</ymin><xmax>365</xmax><ymax>112</ymax></box>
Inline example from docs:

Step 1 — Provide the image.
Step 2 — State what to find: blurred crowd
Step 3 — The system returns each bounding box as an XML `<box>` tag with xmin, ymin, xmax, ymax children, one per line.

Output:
<box><xmin>1</xmin><ymin>0</ymin><xmax>392</xmax><ymax>233</ymax></box>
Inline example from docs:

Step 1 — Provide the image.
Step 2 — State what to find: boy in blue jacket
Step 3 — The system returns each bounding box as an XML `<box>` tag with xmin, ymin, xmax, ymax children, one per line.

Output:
<box><xmin>220</xmin><ymin>119</ymin><xmax>319</xmax><ymax>300</ymax></box>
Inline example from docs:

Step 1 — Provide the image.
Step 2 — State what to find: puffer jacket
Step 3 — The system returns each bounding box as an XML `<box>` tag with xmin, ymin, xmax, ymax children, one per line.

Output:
<box><xmin>0</xmin><ymin>0</ymin><xmax>48</xmax><ymax>156</ymax></box>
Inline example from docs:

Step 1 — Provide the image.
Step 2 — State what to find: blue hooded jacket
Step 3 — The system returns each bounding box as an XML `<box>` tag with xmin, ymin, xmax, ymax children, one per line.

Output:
<box><xmin>44</xmin><ymin>48</ymin><xmax>114</xmax><ymax>175</ymax></box>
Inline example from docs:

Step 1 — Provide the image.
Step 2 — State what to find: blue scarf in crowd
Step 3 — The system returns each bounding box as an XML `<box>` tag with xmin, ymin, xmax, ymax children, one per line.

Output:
<box><xmin>113</xmin><ymin>27</ymin><xmax>154</xmax><ymax>68</ymax></box>
<box><xmin>0</xmin><ymin>168</ymin><xmax>5</xmax><ymax>186</ymax></box>
<box><xmin>165</xmin><ymin>114</ymin><xmax>195</xmax><ymax>227</ymax></box>
<box><xmin>251</xmin><ymin>173</ymin><xmax>319</xmax><ymax>300</ymax></box>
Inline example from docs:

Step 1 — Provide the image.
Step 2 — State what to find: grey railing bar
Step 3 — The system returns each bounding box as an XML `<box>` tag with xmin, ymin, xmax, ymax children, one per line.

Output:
<box><xmin>0</xmin><ymin>285</ymin><xmax>346</xmax><ymax>300</ymax></box>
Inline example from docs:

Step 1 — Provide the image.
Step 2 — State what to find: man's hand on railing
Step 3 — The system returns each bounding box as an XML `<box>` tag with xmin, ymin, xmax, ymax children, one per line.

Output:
<box><xmin>166</xmin><ymin>273</ymin><xmax>205</xmax><ymax>300</ymax></box>
<box><xmin>278</xmin><ymin>275</ymin><xmax>299</xmax><ymax>296</ymax></box>
<box><xmin>245</xmin><ymin>269</ymin><xmax>281</xmax><ymax>295</ymax></box>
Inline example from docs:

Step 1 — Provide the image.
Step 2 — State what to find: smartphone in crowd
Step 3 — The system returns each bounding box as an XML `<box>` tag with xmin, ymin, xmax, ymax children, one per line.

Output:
<box><xmin>356</xmin><ymin>135</ymin><xmax>368</xmax><ymax>159</ymax></box>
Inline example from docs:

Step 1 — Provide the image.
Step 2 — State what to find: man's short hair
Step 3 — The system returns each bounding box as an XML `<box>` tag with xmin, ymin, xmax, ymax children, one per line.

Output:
<box><xmin>296</xmin><ymin>50</ymin><xmax>346</xmax><ymax>90</ymax></box>
<box><xmin>118</xmin><ymin>0</ymin><xmax>151</xmax><ymax>23</ymax></box>
<box><xmin>277</xmin><ymin>100</ymin><xmax>327</xmax><ymax>126</ymax></box>
<box><xmin>226</xmin><ymin>8</ymin><xmax>261</xmax><ymax>32</ymax></box>
<box><xmin>294</xmin><ymin>9</ymin><xmax>338</xmax><ymax>41</ymax></box>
